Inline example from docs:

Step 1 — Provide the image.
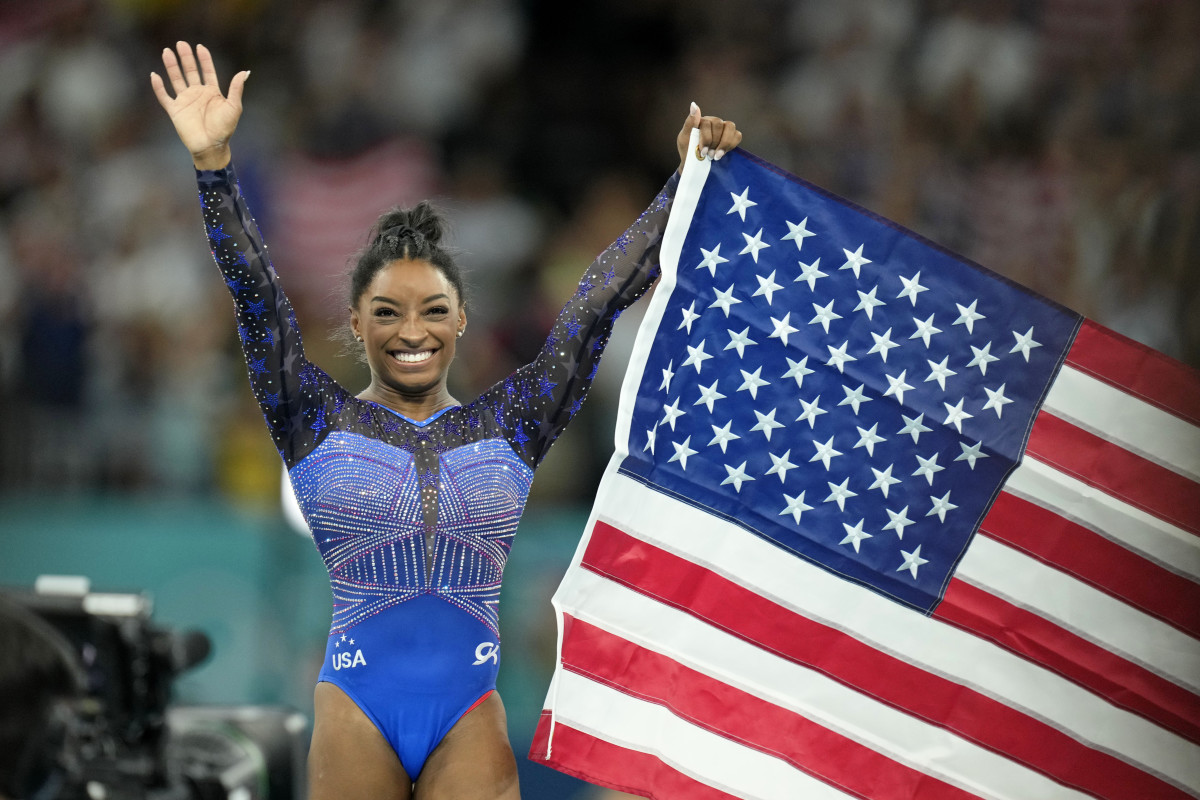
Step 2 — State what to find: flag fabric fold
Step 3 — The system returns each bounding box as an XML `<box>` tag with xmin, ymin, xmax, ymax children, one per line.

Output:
<box><xmin>530</xmin><ymin>130</ymin><xmax>1200</xmax><ymax>799</ymax></box>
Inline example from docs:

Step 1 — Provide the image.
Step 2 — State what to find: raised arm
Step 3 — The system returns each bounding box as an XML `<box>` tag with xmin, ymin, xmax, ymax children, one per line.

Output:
<box><xmin>150</xmin><ymin>41</ymin><xmax>249</xmax><ymax>170</ymax></box>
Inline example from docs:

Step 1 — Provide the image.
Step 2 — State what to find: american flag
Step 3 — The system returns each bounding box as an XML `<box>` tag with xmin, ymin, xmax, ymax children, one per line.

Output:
<box><xmin>529</xmin><ymin>133</ymin><xmax>1200</xmax><ymax>798</ymax></box>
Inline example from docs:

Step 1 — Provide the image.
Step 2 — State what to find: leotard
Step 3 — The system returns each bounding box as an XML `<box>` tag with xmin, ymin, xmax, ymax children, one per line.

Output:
<box><xmin>197</xmin><ymin>164</ymin><xmax>677</xmax><ymax>778</ymax></box>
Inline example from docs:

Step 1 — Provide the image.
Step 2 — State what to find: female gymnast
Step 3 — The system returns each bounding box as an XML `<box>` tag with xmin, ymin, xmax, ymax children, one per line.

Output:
<box><xmin>151</xmin><ymin>40</ymin><xmax>741</xmax><ymax>800</ymax></box>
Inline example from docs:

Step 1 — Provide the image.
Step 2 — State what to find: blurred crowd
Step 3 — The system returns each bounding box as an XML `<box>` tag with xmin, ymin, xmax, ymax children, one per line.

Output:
<box><xmin>1</xmin><ymin>0</ymin><xmax>1197</xmax><ymax>504</ymax></box>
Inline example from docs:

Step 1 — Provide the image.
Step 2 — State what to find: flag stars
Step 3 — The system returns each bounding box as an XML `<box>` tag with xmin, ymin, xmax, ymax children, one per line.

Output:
<box><xmin>708</xmin><ymin>421</ymin><xmax>740</xmax><ymax>452</ymax></box>
<box><xmin>927</xmin><ymin>491</ymin><xmax>958</xmax><ymax>523</ymax></box>
<box><xmin>741</xmin><ymin>229</ymin><xmax>771</xmax><ymax>263</ymax></box>
<box><xmin>780</xmin><ymin>491</ymin><xmax>813</xmax><ymax>524</ymax></box>
<box><xmin>1010</xmin><ymin>327</ymin><xmax>1042</xmax><ymax>361</ymax></box>
<box><xmin>721</xmin><ymin>462</ymin><xmax>755</xmax><ymax>492</ymax></box>
<box><xmin>810</xmin><ymin>300</ymin><xmax>843</xmax><ymax>334</ymax></box>
<box><xmin>854</xmin><ymin>424</ymin><xmax>886</xmax><ymax>457</ymax></box>
<box><xmin>898</xmin><ymin>545</ymin><xmax>929</xmax><ymax>579</ymax></box>
<box><xmin>796</xmin><ymin>395</ymin><xmax>827</xmax><ymax>428</ymax></box>
<box><xmin>839</xmin><ymin>384</ymin><xmax>872</xmax><ymax>415</ymax></box>
<box><xmin>751</xmin><ymin>408</ymin><xmax>785</xmax><ymax>441</ymax></box>
<box><xmin>868</xmin><ymin>328</ymin><xmax>900</xmax><ymax>363</ymax></box>
<box><xmin>825</xmin><ymin>341</ymin><xmax>857</xmax><ymax>373</ymax></box>
<box><xmin>897</xmin><ymin>413</ymin><xmax>932</xmax><ymax>444</ymax></box>
<box><xmin>765</xmin><ymin>450</ymin><xmax>798</xmax><ymax>483</ymax></box>
<box><xmin>883</xmin><ymin>506</ymin><xmax>915</xmax><ymax>539</ymax></box>
<box><xmin>981</xmin><ymin>383</ymin><xmax>1014</xmax><ymax>418</ymax></box>
<box><xmin>643</xmin><ymin>423</ymin><xmax>658</xmax><ymax>454</ymax></box>
<box><xmin>913</xmin><ymin>452</ymin><xmax>945</xmax><ymax>485</ymax></box>
<box><xmin>824</xmin><ymin>478</ymin><xmax>857</xmax><ymax>511</ymax></box>
<box><xmin>752</xmin><ymin>271</ymin><xmax>784</xmax><ymax>305</ymax></box>
<box><xmin>737</xmin><ymin>367</ymin><xmax>770</xmax><ymax>399</ymax></box>
<box><xmin>910</xmin><ymin>314</ymin><xmax>943</xmax><ymax>348</ymax></box>
<box><xmin>678</xmin><ymin>302</ymin><xmax>700</xmax><ymax>333</ymax></box>
<box><xmin>682</xmin><ymin>340</ymin><xmax>713</xmax><ymax>373</ymax></box>
<box><xmin>795</xmin><ymin>258</ymin><xmax>827</xmax><ymax>291</ymax></box>
<box><xmin>967</xmin><ymin>342</ymin><xmax>1000</xmax><ymax>376</ymax></box>
<box><xmin>659</xmin><ymin>360</ymin><xmax>675</xmax><ymax>393</ymax></box>
<box><xmin>727</xmin><ymin>187</ymin><xmax>757</xmax><ymax>221</ymax></box>
<box><xmin>769</xmin><ymin>314</ymin><xmax>800</xmax><ymax>347</ymax></box>
<box><xmin>942</xmin><ymin>398</ymin><xmax>973</xmax><ymax>433</ymax></box>
<box><xmin>869</xmin><ymin>464</ymin><xmax>902</xmax><ymax>498</ymax></box>
<box><xmin>782</xmin><ymin>356</ymin><xmax>814</xmax><ymax>388</ymax></box>
<box><xmin>668</xmin><ymin>436</ymin><xmax>698</xmax><ymax>469</ymax></box>
<box><xmin>710</xmin><ymin>285</ymin><xmax>742</xmax><ymax>317</ymax></box>
<box><xmin>840</xmin><ymin>519</ymin><xmax>873</xmax><ymax>553</ymax></box>
<box><xmin>840</xmin><ymin>245</ymin><xmax>871</xmax><ymax>278</ymax></box>
<box><xmin>854</xmin><ymin>286</ymin><xmax>886</xmax><ymax>320</ymax></box>
<box><xmin>661</xmin><ymin>398</ymin><xmax>686</xmax><ymax>430</ymax></box>
<box><xmin>694</xmin><ymin>380</ymin><xmax>727</xmax><ymax>413</ymax></box>
<box><xmin>954</xmin><ymin>300</ymin><xmax>985</xmax><ymax>334</ymax></box>
<box><xmin>696</xmin><ymin>244</ymin><xmax>730</xmax><ymax>277</ymax></box>
<box><xmin>725</xmin><ymin>327</ymin><xmax>757</xmax><ymax>357</ymax></box>
<box><xmin>782</xmin><ymin>217</ymin><xmax>816</xmax><ymax>250</ymax></box>
<box><xmin>810</xmin><ymin>435</ymin><xmax>842</xmax><ymax>470</ymax></box>
<box><xmin>956</xmin><ymin>441</ymin><xmax>988</xmax><ymax>469</ymax></box>
<box><xmin>896</xmin><ymin>272</ymin><xmax>928</xmax><ymax>306</ymax></box>
<box><xmin>883</xmin><ymin>370</ymin><xmax>914</xmax><ymax>405</ymax></box>
<box><xmin>925</xmin><ymin>357</ymin><xmax>957</xmax><ymax>391</ymax></box>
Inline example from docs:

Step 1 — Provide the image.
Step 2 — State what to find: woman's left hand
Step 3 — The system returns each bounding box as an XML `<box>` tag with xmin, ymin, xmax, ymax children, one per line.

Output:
<box><xmin>677</xmin><ymin>103</ymin><xmax>742</xmax><ymax>174</ymax></box>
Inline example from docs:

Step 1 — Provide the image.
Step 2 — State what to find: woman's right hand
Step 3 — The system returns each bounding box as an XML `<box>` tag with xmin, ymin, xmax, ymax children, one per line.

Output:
<box><xmin>150</xmin><ymin>41</ymin><xmax>249</xmax><ymax>171</ymax></box>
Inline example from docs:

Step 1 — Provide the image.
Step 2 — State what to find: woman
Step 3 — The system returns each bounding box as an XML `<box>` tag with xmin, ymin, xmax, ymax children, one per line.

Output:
<box><xmin>151</xmin><ymin>41</ymin><xmax>741</xmax><ymax>800</ymax></box>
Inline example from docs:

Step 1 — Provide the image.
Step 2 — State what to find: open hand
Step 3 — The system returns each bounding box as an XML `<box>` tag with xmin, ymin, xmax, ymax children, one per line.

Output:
<box><xmin>150</xmin><ymin>41</ymin><xmax>249</xmax><ymax>170</ymax></box>
<box><xmin>676</xmin><ymin>103</ymin><xmax>742</xmax><ymax>174</ymax></box>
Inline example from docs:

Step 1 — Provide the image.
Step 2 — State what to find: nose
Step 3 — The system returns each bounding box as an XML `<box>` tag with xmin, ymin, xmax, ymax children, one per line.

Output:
<box><xmin>396</xmin><ymin>314</ymin><xmax>427</xmax><ymax>344</ymax></box>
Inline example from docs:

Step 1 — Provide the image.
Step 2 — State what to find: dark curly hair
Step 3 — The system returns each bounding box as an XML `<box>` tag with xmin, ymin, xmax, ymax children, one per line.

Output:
<box><xmin>348</xmin><ymin>200</ymin><xmax>466</xmax><ymax>309</ymax></box>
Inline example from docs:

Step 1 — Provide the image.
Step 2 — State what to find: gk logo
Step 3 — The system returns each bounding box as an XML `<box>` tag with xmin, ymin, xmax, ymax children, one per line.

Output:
<box><xmin>473</xmin><ymin>641</ymin><xmax>499</xmax><ymax>665</ymax></box>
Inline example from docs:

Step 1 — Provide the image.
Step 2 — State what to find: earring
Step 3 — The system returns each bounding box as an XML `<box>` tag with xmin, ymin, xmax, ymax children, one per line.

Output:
<box><xmin>456</xmin><ymin>330</ymin><xmax>464</xmax><ymax>338</ymax></box>
<box><xmin>355</xmin><ymin>335</ymin><xmax>363</xmax><ymax>342</ymax></box>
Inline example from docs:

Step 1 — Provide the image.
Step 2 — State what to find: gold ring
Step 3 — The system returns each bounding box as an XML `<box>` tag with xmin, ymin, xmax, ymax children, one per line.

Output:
<box><xmin>695</xmin><ymin>144</ymin><xmax>705</xmax><ymax>161</ymax></box>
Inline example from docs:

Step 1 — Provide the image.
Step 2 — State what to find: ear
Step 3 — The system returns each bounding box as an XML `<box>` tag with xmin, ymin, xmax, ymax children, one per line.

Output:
<box><xmin>349</xmin><ymin>307</ymin><xmax>362</xmax><ymax>341</ymax></box>
<box><xmin>457</xmin><ymin>307</ymin><xmax>467</xmax><ymax>338</ymax></box>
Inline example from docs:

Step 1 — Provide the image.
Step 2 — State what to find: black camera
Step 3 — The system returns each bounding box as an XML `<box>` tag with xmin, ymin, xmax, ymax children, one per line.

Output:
<box><xmin>0</xmin><ymin>579</ymin><xmax>307</xmax><ymax>800</ymax></box>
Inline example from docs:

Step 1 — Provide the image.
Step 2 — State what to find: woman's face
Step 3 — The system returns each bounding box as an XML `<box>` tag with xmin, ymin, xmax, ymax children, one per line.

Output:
<box><xmin>350</xmin><ymin>258</ymin><xmax>465</xmax><ymax>398</ymax></box>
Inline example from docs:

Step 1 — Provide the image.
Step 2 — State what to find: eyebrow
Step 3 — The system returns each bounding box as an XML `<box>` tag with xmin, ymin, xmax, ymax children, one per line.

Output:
<box><xmin>371</xmin><ymin>293</ymin><xmax>451</xmax><ymax>305</ymax></box>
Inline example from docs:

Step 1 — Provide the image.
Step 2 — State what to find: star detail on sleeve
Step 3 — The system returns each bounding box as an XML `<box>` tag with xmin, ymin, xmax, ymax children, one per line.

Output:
<box><xmin>780</xmin><ymin>491</ymin><xmax>813</xmax><ymax>523</ymax></box>
<box><xmin>694</xmin><ymin>380</ymin><xmax>727</xmax><ymax>412</ymax></box>
<box><xmin>681</xmin><ymin>340</ymin><xmax>713</xmax><ymax>373</ymax></box>
<box><xmin>839</xmin><ymin>245</ymin><xmax>871</xmax><ymax>278</ymax></box>
<box><xmin>245</xmin><ymin>298</ymin><xmax>268</xmax><ymax>318</ymax></box>
<box><xmin>1010</xmin><ymin>327</ymin><xmax>1042</xmax><ymax>361</ymax></box>
<box><xmin>897</xmin><ymin>545</ymin><xmax>929</xmax><ymax>579</ymax></box>
<box><xmin>668</xmin><ymin>436</ymin><xmax>698</xmax><ymax>469</ymax></box>
<box><xmin>708</xmin><ymin>421</ymin><xmax>740</xmax><ymax>452</ymax></box>
<box><xmin>967</xmin><ymin>342</ymin><xmax>999</xmax><ymax>375</ymax></box>
<box><xmin>750</xmin><ymin>408</ymin><xmax>785</xmax><ymax>441</ymax></box>
<box><xmin>897</xmin><ymin>413</ymin><xmax>932</xmax><ymax>444</ymax></box>
<box><xmin>956</xmin><ymin>441</ymin><xmax>988</xmax><ymax>469</ymax></box>
<box><xmin>853</xmin><ymin>286</ymin><xmax>886</xmax><ymax>319</ymax></box>
<box><xmin>769</xmin><ymin>313</ymin><xmax>800</xmax><ymax>347</ymax></box>
<box><xmin>206</xmin><ymin>222</ymin><xmax>232</xmax><ymax>244</ymax></box>
<box><xmin>810</xmin><ymin>435</ymin><xmax>842</xmax><ymax>470</ymax></box>
<box><xmin>869</xmin><ymin>464</ymin><xmax>901</xmax><ymax>497</ymax></box>
<box><xmin>696</xmin><ymin>244</ymin><xmax>730</xmax><ymax>277</ymax></box>
<box><xmin>740</xmin><ymin>229</ymin><xmax>771</xmax><ymax>263</ymax></box>
<box><xmin>854</xmin><ymin>423</ymin><xmax>886</xmax><ymax>456</ymax></box>
<box><xmin>727</xmin><ymin>187</ymin><xmax>757</xmax><ymax>221</ymax></box>
<box><xmin>661</xmin><ymin>398</ymin><xmax>686</xmax><ymax>430</ymax></box>
<box><xmin>981</xmin><ymin>383</ymin><xmax>1014</xmax><ymax>418</ymax></box>
<box><xmin>824</xmin><ymin>478</ymin><xmax>857</xmax><ymax>510</ymax></box>
<box><xmin>659</xmin><ymin>360</ymin><xmax>675</xmax><ymax>392</ymax></box>
<box><xmin>839</xmin><ymin>519</ymin><xmax>872</xmax><ymax>553</ymax></box>
<box><xmin>737</xmin><ymin>367</ymin><xmax>770</xmax><ymax>399</ymax></box>
<box><xmin>710</xmin><ymin>285</ymin><xmax>742</xmax><ymax>317</ymax></box>
<box><xmin>782</xmin><ymin>217</ymin><xmax>816</xmax><ymax>250</ymax></box>
<box><xmin>765</xmin><ymin>449</ymin><xmax>797</xmax><ymax>483</ymax></box>
<box><xmin>725</xmin><ymin>327</ymin><xmax>757</xmax><ymax>357</ymax></box>
<box><xmin>752</xmin><ymin>271</ymin><xmax>783</xmax><ymax>305</ymax></box>
<box><xmin>927</xmin><ymin>490</ymin><xmax>958</xmax><ymax>523</ymax></box>
<box><xmin>953</xmin><ymin>300</ymin><xmax>985</xmax><ymax>334</ymax></box>
<box><xmin>678</xmin><ymin>302</ymin><xmax>701</xmax><ymax>333</ymax></box>
<box><xmin>913</xmin><ymin>452</ymin><xmax>945</xmax><ymax>485</ymax></box>
<box><xmin>721</xmin><ymin>462</ymin><xmax>755</xmax><ymax>492</ymax></box>
<box><xmin>810</xmin><ymin>300</ymin><xmax>842</xmax><ymax>334</ymax></box>
<box><xmin>910</xmin><ymin>314</ymin><xmax>943</xmax><ymax>348</ymax></box>
<box><xmin>896</xmin><ymin>272</ymin><xmax>928</xmax><ymax>306</ymax></box>
<box><xmin>795</xmin><ymin>258</ymin><xmax>827</xmax><ymax>291</ymax></box>
<box><xmin>782</xmin><ymin>356</ymin><xmax>814</xmax><ymax>388</ymax></box>
<box><xmin>825</xmin><ymin>341</ymin><xmax>857</xmax><ymax>373</ymax></box>
<box><xmin>249</xmin><ymin>356</ymin><xmax>268</xmax><ymax>376</ymax></box>
<box><xmin>883</xmin><ymin>370</ymin><xmax>914</xmax><ymax>405</ymax></box>
<box><xmin>882</xmin><ymin>505</ymin><xmax>914</xmax><ymax>539</ymax></box>
<box><xmin>867</xmin><ymin>328</ymin><xmax>900</xmax><ymax>363</ymax></box>
<box><xmin>839</xmin><ymin>384</ymin><xmax>872</xmax><ymax>415</ymax></box>
<box><xmin>942</xmin><ymin>398</ymin><xmax>973</xmax><ymax>432</ymax></box>
<box><xmin>796</xmin><ymin>395</ymin><xmax>827</xmax><ymax>428</ymax></box>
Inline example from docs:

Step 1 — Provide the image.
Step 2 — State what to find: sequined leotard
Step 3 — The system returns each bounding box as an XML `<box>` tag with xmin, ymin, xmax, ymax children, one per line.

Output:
<box><xmin>197</xmin><ymin>164</ymin><xmax>678</xmax><ymax>778</ymax></box>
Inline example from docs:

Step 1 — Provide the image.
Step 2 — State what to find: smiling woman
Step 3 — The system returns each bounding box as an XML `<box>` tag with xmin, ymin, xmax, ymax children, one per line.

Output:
<box><xmin>150</xmin><ymin>39</ymin><xmax>740</xmax><ymax>800</ymax></box>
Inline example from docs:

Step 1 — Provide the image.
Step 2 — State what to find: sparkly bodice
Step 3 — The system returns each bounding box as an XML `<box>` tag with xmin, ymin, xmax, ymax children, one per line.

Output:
<box><xmin>198</xmin><ymin>165</ymin><xmax>677</xmax><ymax>637</ymax></box>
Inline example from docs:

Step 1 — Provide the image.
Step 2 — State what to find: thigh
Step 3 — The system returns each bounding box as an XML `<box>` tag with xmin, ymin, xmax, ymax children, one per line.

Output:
<box><xmin>308</xmin><ymin>682</ymin><xmax>412</xmax><ymax>800</ymax></box>
<box><xmin>413</xmin><ymin>691</ymin><xmax>520</xmax><ymax>800</ymax></box>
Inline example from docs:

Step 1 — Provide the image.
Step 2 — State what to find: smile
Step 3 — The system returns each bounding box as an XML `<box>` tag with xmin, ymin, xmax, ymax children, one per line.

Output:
<box><xmin>392</xmin><ymin>350</ymin><xmax>434</xmax><ymax>364</ymax></box>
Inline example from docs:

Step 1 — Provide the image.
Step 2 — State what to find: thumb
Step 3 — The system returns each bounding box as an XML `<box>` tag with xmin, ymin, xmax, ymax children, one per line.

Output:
<box><xmin>687</xmin><ymin>101</ymin><xmax>702</xmax><ymax>129</ymax></box>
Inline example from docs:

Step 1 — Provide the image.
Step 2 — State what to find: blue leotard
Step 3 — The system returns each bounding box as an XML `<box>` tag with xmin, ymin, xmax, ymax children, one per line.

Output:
<box><xmin>197</xmin><ymin>164</ymin><xmax>677</xmax><ymax>779</ymax></box>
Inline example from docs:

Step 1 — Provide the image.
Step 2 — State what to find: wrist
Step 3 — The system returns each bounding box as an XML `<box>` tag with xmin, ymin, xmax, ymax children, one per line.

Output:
<box><xmin>192</xmin><ymin>143</ymin><xmax>232</xmax><ymax>171</ymax></box>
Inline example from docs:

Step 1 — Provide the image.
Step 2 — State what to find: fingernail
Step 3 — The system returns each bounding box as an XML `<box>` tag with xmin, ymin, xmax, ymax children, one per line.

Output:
<box><xmin>700</xmin><ymin>146</ymin><xmax>709</xmax><ymax>158</ymax></box>
<box><xmin>714</xmin><ymin>149</ymin><xmax>725</xmax><ymax>161</ymax></box>
<box><xmin>690</xmin><ymin>101</ymin><xmax>700</xmax><ymax>115</ymax></box>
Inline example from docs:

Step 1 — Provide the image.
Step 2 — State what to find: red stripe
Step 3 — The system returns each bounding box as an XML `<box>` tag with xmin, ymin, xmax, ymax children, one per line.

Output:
<box><xmin>982</xmin><ymin>492</ymin><xmax>1200</xmax><ymax>638</ymax></box>
<box><xmin>583</xmin><ymin>521</ymin><xmax>1190</xmax><ymax>799</ymax></box>
<box><xmin>935</xmin><ymin>577</ymin><xmax>1200</xmax><ymax>744</ymax></box>
<box><xmin>530</xmin><ymin>712</ymin><xmax>739</xmax><ymax>800</ymax></box>
<box><xmin>557</xmin><ymin>616</ymin><xmax>974</xmax><ymax>800</ymax></box>
<box><xmin>1066</xmin><ymin>320</ymin><xmax>1200</xmax><ymax>425</ymax></box>
<box><xmin>1026</xmin><ymin>411</ymin><xmax>1200</xmax><ymax>535</ymax></box>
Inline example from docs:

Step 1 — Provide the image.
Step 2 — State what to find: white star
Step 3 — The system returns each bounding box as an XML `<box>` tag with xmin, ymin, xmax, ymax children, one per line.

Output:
<box><xmin>724</xmin><ymin>327</ymin><xmax>757</xmax><ymax>358</ymax></box>
<box><xmin>780</xmin><ymin>491</ymin><xmax>813</xmax><ymax>524</ymax></box>
<box><xmin>825</xmin><ymin>478</ymin><xmax>858</xmax><ymax>510</ymax></box>
<box><xmin>1010</xmin><ymin>327</ymin><xmax>1042</xmax><ymax>361</ymax></box>
<box><xmin>737</xmin><ymin>367</ymin><xmax>770</xmax><ymax>399</ymax></box>
<box><xmin>954</xmin><ymin>300</ymin><xmax>985</xmax><ymax>334</ymax></box>
<box><xmin>782</xmin><ymin>356</ymin><xmax>814</xmax><ymax>388</ymax></box>
<box><xmin>883</xmin><ymin>370</ymin><xmax>914</xmax><ymax>405</ymax></box>
<box><xmin>854</xmin><ymin>423</ymin><xmax>886</xmax><ymax>457</ymax></box>
<box><xmin>782</xmin><ymin>217</ymin><xmax>816</xmax><ymax>250</ymax></box>
<box><xmin>840</xmin><ymin>244</ymin><xmax>871</xmax><ymax>278</ymax></box>
<box><xmin>839</xmin><ymin>519</ymin><xmax>872</xmax><ymax>553</ymax></box>
<box><xmin>853</xmin><ymin>286</ymin><xmax>886</xmax><ymax>319</ymax></box>
<box><xmin>810</xmin><ymin>300</ymin><xmax>843</xmax><ymax>334</ymax></box>
<box><xmin>867</xmin><ymin>328</ymin><xmax>900</xmax><ymax>363</ymax></box>
<box><xmin>869</xmin><ymin>464</ymin><xmax>901</xmax><ymax>498</ymax></box>
<box><xmin>967</xmin><ymin>342</ymin><xmax>1000</xmax><ymax>376</ymax></box>
<box><xmin>752</xmin><ymin>270</ymin><xmax>784</xmax><ymax>305</ymax></box>
<box><xmin>982</xmin><ymin>383</ymin><xmax>1014</xmax><ymax>418</ymax></box>
<box><xmin>765</xmin><ymin>449</ymin><xmax>797</xmax><ymax>483</ymax></box>
<box><xmin>681</xmin><ymin>339</ymin><xmax>713</xmax><ymax>373</ymax></box>
<box><xmin>740</xmin><ymin>228</ymin><xmax>771</xmax><ymax>263</ymax></box>
<box><xmin>795</xmin><ymin>258</ymin><xmax>827</xmax><ymax>291</ymax></box>
<box><xmin>710</xmin><ymin>284</ymin><xmax>741</xmax><ymax>317</ymax></box>
<box><xmin>913</xmin><ymin>452</ymin><xmax>945</xmax><ymax>485</ymax></box>
<box><xmin>795</xmin><ymin>395</ymin><xmax>827</xmax><ymax>428</ymax></box>
<box><xmin>810</xmin><ymin>435</ymin><xmax>842</xmax><ymax>470</ymax></box>
<box><xmin>910</xmin><ymin>314</ymin><xmax>942</xmax><ymax>348</ymax></box>
<box><xmin>927</xmin><ymin>490</ymin><xmax>958</xmax><ymax>523</ymax></box>
<box><xmin>694</xmin><ymin>380</ymin><xmax>726</xmax><ymax>413</ymax></box>
<box><xmin>942</xmin><ymin>398</ymin><xmax>973</xmax><ymax>433</ymax></box>
<box><xmin>882</xmin><ymin>505</ymin><xmax>914</xmax><ymax>539</ymax></box>
<box><xmin>668</xmin><ymin>436</ymin><xmax>698</xmax><ymax>469</ymax></box>
<box><xmin>750</xmin><ymin>408</ymin><xmax>785</xmax><ymax>441</ymax></box>
<box><xmin>925</xmin><ymin>356</ymin><xmax>957</xmax><ymax>391</ymax></box>
<box><xmin>659</xmin><ymin>360</ymin><xmax>675</xmax><ymax>392</ymax></box>
<box><xmin>696</xmin><ymin>244</ymin><xmax>729</xmax><ymax>277</ymax></box>
<box><xmin>896</xmin><ymin>271</ymin><xmax>928</xmax><ymax>306</ymax></box>
<box><xmin>839</xmin><ymin>384</ymin><xmax>871</xmax><ymax>415</ymax></box>
<box><xmin>897</xmin><ymin>413</ymin><xmax>932</xmax><ymax>444</ymax></box>
<box><xmin>768</xmin><ymin>313</ymin><xmax>799</xmax><ymax>347</ymax></box>
<box><xmin>956</xmin><ymin>441</ymin><xmax>988</xmax><ymax>469</ymax></box>
<box><xmin>897</xmin><ymin>545</ymin><xmax>929</xmax><ymax>579</ymax></box>
<box><xmin>661</xmin><ymin>398</ymin><xmax>686</xmax><ymax>430</ymax></box>
<box><xmin>678</xmin><ymin>301</ymin><xmax>700</xmax><ymax>334</ymax></box>
<box><xmin>727</xmin><ymin>187</ymin><xmax>757</xmax><ymax>221</ymax></box>
<box><xmin>708</xmin><ymin>421</ymin><xmax>740</xmax><ymax>453</ymax></box>
<box><xmin>643</xmin><ymin>423</ymin><xmax>657</xmax><ymax>454</ymax></box>
<box><xmin>825</xmin><ymin>341</ymin><xmax>857</xmax><ymax>373</ymax></box>
<box><xmin>721</xmin><ymin>461</ymin><xmax>755</xmax><ymax>492</ymax></box>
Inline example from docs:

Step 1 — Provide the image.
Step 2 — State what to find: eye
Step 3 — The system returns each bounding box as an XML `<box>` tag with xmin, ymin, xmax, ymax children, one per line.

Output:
<box><xmin>425</xmin><ymin>306</ymin><xmax>450</xmax><ymax>317</ymax></box>
<box><xmin>373</xmin><ymin>307</ymin><xmax>397</xmax><ymax>317</ymax></box>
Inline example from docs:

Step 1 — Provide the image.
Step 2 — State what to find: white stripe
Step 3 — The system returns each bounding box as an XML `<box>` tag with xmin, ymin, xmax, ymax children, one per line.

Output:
<box><xmin>1004</xmin><ymin>458</ymin><xmax>1200</xmax><ymax>581</ymax></box>
<box><xmin>556</xmin><ymin>569</ymin><xmax>1087</xmax><ymax>800</ymax></box>
<box><xmin>580</xmin><ymin>472</ymin><xmax>1200</xmax><ymax>791</ymax></box>
<box><xmin>1045</xmin><ymin>365</ymin><xmax>1200</xmax><ymax>482</ymax></box>
<box><xmin>958</xmin><ymin>536</ymin><xmax>1200</xmax><ymax>693</ymax></box>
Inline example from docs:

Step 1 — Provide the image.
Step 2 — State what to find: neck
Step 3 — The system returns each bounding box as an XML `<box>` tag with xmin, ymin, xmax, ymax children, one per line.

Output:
<box><xmin>358</xmin><ymin>382</ymin><xmax>459</xmax><ymax>422</ymax></box>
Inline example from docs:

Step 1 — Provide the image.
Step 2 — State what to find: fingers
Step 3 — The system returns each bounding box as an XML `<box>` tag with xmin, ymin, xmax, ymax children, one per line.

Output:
<box><xmin>696</xmin><ymin>116</ymin><xmax>741</xmax><ymax>160</ymax></box>
<box><xmin>176</xmin><ymin>41</ymin><xmax>202</xmax><ymax>87</ymax></box>
<box><xmin>227</xmin><ymin>70</ymin><xmax>250</xmax><ymax>109</ymax></box>
<box><xmin>196</xmin><ymin>43</ymin><xmax>220</xmax><ymax>87</ymax></box>
<box><xmin>162</xmin><ymin>45</ymin><xmax>187</xmax><ymax>96</ymax></box>
<box><xmin>149</xmin><ymin>71</ymin><xmax>172</xmax><ymax>110</ymax></box>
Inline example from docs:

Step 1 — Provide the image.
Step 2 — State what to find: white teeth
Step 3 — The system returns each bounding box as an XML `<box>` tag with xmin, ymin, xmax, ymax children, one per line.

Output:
<box><xmin>393</xmin><ymin>350</ymin><xmax>433</xmax><ymax>364</ymax></box>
